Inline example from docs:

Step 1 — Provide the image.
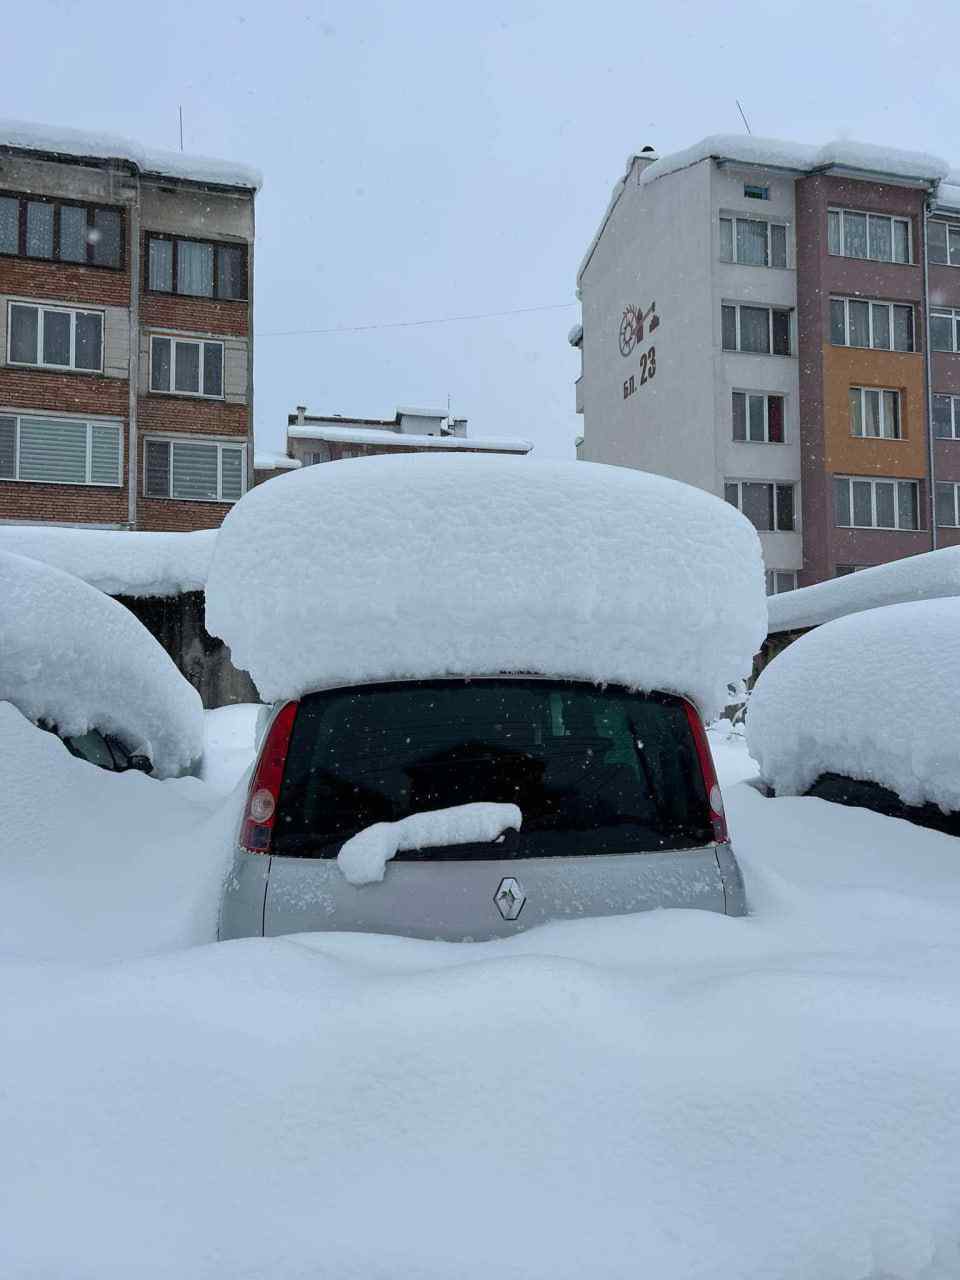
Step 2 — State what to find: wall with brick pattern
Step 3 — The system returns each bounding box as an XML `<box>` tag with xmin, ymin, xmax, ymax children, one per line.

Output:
<box><xmin>140</xmin><ymin>292</ymin><xmax>248</xmax><ymax>338</ymax></box>
<box><xmin>0</xmin><ymin>368</ymin><xmax>128</xmax><ymax>417</ymax></box>
<box><xmin>137</xmin><ymin>496</ymin><xmax>233</xmax><ymax>532</ymax></box>
<box><xmin>137</xmin><ymin>395</ymin><xmax>247</xmax><ymax>438</ymax></box>
<box><xmin>0</xmin><ymin>258</ymin><xmax>129</xmax><ymax>308</ymax></box>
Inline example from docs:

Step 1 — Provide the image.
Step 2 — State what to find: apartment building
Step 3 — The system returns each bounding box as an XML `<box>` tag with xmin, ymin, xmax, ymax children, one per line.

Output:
<box><xmin>0</xmin><ymin>121</ymin><xmax>259</xmax><ymax>532</ymax></box>
<box><xmin>573</xmin><ymin>135</ymin><xmax>960</xmax><ymax>588</ymax></box>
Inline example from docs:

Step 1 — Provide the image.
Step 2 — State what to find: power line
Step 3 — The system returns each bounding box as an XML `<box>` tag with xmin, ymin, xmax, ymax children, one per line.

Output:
<box><xmin>255</xmin><ymin>300</ymin><xmax>578</xmax><ymax>339</ymax></box>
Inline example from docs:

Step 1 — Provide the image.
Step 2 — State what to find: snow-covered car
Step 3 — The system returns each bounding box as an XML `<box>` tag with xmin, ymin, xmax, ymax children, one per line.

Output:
<box><xmin>0</xmin><ymin>550</ymin><xmax>203</xmax><ymax>778</ymax></box>
<box><xmin>747</xmin><ymin>597</ymin><xmax>960</xmax><ymax>836</ymax></box>
<box><xmin>207</xmin><ymin>454</ymin><xmax>767</xmax><ymax>941</ymax></box>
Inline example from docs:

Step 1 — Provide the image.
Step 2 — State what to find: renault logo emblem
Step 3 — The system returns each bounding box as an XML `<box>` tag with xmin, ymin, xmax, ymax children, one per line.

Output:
<box><xmin>494</xmin><ymin>876</ymin><xmax>526</xmax><ymax>921</ymax></box>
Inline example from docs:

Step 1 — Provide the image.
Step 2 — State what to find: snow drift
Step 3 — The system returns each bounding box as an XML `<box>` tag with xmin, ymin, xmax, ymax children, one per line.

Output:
<box><xmin>205</xmin><ymin>455</ymin><xmax>767</xmax><ymax>719</ymax></box>
<box><xmin>747</xmin><ymin>598</ymin><xmax>960</xmax><ymax>811</ymax></box>
<box><xmin>0</xmin><ymin>551</ymin><xmax>203</xmax><ymax>777</ymax></box>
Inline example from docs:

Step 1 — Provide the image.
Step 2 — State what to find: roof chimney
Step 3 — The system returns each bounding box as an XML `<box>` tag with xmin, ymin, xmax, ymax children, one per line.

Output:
<box><xmin>296</xmin><ymin>405</ymin><xmax>306</xmax><ymax>425</ymax></box>
<box><xmin>632</xmin><ymin>145</ymin><xmax>659</xmax><ymax>179</ymax></box>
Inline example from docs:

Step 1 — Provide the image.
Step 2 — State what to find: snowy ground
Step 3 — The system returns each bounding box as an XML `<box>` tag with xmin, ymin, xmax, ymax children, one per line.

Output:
<box><xmin>3</xmin><ymin>708</ymin><xmax>960</xmax><ymax>1277</ymax></box>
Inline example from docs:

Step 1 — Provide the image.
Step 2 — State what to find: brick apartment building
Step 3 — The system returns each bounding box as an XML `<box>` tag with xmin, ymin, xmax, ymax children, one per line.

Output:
<box><xmin>573</xmin><ymin>135</ymin><xmax>960</xmax><ymax>589</ymax></box>
<box><xmin>254</xmin><ymin>406</ymin><xmax>532</xmax><ymax>481</ymax></box>
<box><xmin>0</xmin><ymin>121</ymin><xmax>259</xmax><ymax>532</ymax></box>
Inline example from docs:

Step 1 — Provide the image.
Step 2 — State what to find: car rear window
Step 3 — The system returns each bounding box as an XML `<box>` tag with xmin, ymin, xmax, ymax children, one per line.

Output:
<box><xmin>272</xmin><ymin>679</ymin><xmax>713</xmax><ymax>859</ymax></box>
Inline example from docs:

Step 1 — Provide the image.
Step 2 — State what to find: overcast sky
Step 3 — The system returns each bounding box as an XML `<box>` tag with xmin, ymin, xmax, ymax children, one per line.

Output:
<box><xmin>5</xmin><ymin>0</ymin><xmax>959</xmax><ymax>456</ymax></box>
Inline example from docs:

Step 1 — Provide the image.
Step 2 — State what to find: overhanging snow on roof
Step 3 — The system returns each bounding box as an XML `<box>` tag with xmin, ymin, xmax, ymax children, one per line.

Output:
<box><xmin>288</xmin><ymin>423</ymin><xmax>532</xmax><ymax>453</ymax></box>
<box><xmin>0</xmin><ymin>118</ymin><xmax>262</xmax><ymax>191</ymax></box>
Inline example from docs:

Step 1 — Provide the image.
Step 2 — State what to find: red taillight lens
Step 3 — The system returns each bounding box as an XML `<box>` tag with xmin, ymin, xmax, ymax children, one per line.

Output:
<box><xmin>683</xmin><ymin>701</ymin><xmax>729</xmax><ymax>845</ymax></box>
<box><xmin>239</xmin><ymin>700</ymin><xmax>299</xmax><ymax>854</ymax></box>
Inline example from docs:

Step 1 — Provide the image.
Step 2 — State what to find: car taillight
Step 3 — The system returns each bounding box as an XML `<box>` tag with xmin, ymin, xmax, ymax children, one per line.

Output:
<box><xmin>683</xmin><ymin>701</ymin><xmax>729</xmax><ymax>845</ymax></box>
<box><xmin>239</xmin><ymin>700</ymin><xmax>299</xmax><ymax>854</ymax></box>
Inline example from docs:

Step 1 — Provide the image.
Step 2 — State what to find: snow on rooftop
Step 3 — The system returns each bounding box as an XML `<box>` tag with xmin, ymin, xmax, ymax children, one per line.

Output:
<box><xmin>0</xmin><ymin>118</ymin><xmax>262</xmax><ymax>190</ymax></box>
<box><xmin>0</xmin><ymin>551</ymin><xmax>203</xmax><ymax>776</ymax></box>
<box><xmin>254</xmin><ymin>451</ymin><xmax>302</xmax><ymax>472</ymax></box>
<box><xmin>0</xmin><ymin>525</ymin><xmax>216</xmax><ymax>598</ymax></box>
<box><xmin>205</xmin><ymin>454</ymin><xmax>767</xmax><ymax>717</ymax></box>
<box><xmin>766</xmin><ymin>547</ymin><xmax>960</xmax><ymax>634</ymax></box>
<box><xmin>747</xmin><ymin>598</ymin><xmax>960</xmax><ymax>813</ymax></box>
<box><xmin>395</xmin><ymin>406</ymin><xmax>448</xmax><ymax>419</ymax></box>
<box><xmin>287</xmin><ymin>423</ymin><xmax>533</xmax><ymax>452</ymax></box>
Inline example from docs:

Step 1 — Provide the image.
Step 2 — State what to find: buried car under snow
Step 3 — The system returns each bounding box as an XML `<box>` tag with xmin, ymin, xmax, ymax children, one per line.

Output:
<box><xmin>206</xmin><ymin>455</ymin><xmax>767</xmax><ymax>941</ymax></box>
<box><xmin>0</xmin><ymin>549</ymin><xmax>203</xmax><ymax>778</ymax></box>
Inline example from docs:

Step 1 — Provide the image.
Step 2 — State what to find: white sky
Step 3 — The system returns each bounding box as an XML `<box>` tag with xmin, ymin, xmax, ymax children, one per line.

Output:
<box><xmin>5</xmin><ymin>0</ymin><xmax>960</xmax><ymax>457</ymax></box>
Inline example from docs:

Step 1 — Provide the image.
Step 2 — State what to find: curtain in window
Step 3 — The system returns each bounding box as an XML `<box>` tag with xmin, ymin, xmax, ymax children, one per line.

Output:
<box><xmin>90</xmin><ymin>426</ymin><xmax>121</xmax><ymax>485</ymax></box>
<box><xmin>870</xmin><ymin>304</ymin><xmax>890</xmax><ymax>350</ymax></box>
<box><xmin>220</xmin><ymin>448</ymin><xmax>243</xmax><ymax>500</ymax></box>
<box><xmin>893</xmin><ymin>306</ymin><xmax>914</xmax><ymax>352</ymax></box>
<box><xmin>849</xmin><ymin>301</ymin><xmax>870</xmax><ymax>348</ymax></box>
<box><xmin>928</xmin><ymin>221</ymin><xmax>948</xmax><ymax>264</ymax></box>
<box><xmin>149</xmin><ymin>240</ymin><xmax>173</xmax><ymax>291</ymax></box>
<box><xmin>852</xmin><ymin>481</ymin><xmax>872</xmax><ymax>527</ymax></box>
<box><xmin>177</xmin><ymin>241</ymin><xmax>214</xmax><ymax>296</ymax></box>
<box><xmin>18</xmin><ymin>417</ymin><xmax>86</xmax><ymax>484</ymax></box>
<box><xmin>834</xmin><ymin>479</ymin><xmax>851</xmax><ymax>527</ymax></box>
<box><xmin>42</xmin><ymin>310</ymin><xmax>71</xmax><ymax>367</ymax></box>
<box><xmin>719</xmin><ymin>219</ymin><xmax>733</xmax><ymax>262</ymax></box>
<box><xmin>0</xmin><ymin>416</ymin><xmax>15</xmax><ymax>479</ymax></box>
<box><xmin>172</xmin><ymin>442</ymin><xmax>219</xmax><ymax>499</ymax></box>
<box><xmin>0</xmin><ymin>197</ymin><xmax>17</xmax><ymax>254</ymax></box>
<box><xmin>830</xmin><ymin>299</ymin><xmax>845</xmax><ymax>345</ymax></box>
<box><xmin>868</xmin><ymin>215</ymin><xmax>891</xmax><ymax>262</ymax></box>
<box><xmin>931</xmin><ymin>312</ymin><xmax>953</xmax><ymax>352</ymax></box>
<box><xmin>736</xmin><ymin>219</ymin><xmax>767</xmax><ymax>267</ymax></box>
<box><xmin>843</xmin><ymin>212</ymin><xmax>868</xmax><ymax>258</ymax></box>
<box><xmin>874</xmin><ymin>482</ymin><xmax>896</xmax><ymax>528</ymax></box>
<box><xmin>897</xmin><ymin>482</ymin><xmax>918</xmax><ymax>530</ymax></box>
<box><xmin>936</xmin><ymin>483</ymin><xmax>957</xmax><ymax>528</ymax></box>
<box><xmin>738</xmin><ymin>307</ymin><xmax>769</xmax><ymax>353</ymax></box>
<box><xmin>827</xmin><ymin>211</ymin><xmax>842</xmax><ymax>255</ymax></box>
<box><xmin>849</xmin><ymin>389</ymin><xmax>863</xmax><ymax>436</ymax></box>
<box><xmin>933</xmin><ymin>395</ymin><xmax>954</xmax><ymax>439</ymax></box>
<box><xmin>174</xmin><ymin>341</ymin><xmax>201</xmax><ymax>393</ymax></box>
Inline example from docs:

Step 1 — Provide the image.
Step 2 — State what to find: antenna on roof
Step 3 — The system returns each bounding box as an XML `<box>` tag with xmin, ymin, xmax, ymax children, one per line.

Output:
<box><xmin>736</xmin><ymin>100</ymin><xmax>752</xmax><ymax>136</ymax></box>
<box><xmin>178</xmin><ymin>105</ymin><xmax>184</xmax><ymax>153</ymax></box>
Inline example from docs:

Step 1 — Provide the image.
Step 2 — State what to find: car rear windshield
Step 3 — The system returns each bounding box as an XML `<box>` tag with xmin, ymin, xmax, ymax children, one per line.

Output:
<box><xmin>272</xmin><ymin>679</ymin><xmax>713</xmax><ymax>859</ymax></box>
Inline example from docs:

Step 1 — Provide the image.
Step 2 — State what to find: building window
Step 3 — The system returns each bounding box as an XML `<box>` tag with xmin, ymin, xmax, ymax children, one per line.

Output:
<box><xmin>827</xmin><ymin>208</ymin><xmax>910</xmax><ymax>263</ymax></box>
<box><xmin>848</xmin><ymin>387</ymin><xmax>901</xmax><ymax>439</ymax></box>
<box><xmin>150</xmin><ymin>336</ymin><xmax>224</xmax><ymax>398</ymax></box>
<box><xmin>765</xmin><ymin>570</ymin><xmax>797</xmax><ymax>594</ymax></box>
<box><xmin>926</xmin><ymin>220</ymin><xmax>960</xmax><ymax>266</ymax></box>
<box><xmin>829</xmin><ymin>297</ymin><xmax>914</xmax><ymax>352</ymax></box>
<box><xmin>930</xmin><ymin>308</ymin><xmax>960</xmax><ymax>353</ymax></box>
<box><xmin>7</xmin><ymin>302</ymin><xmax>103</xmax><ymax>373</ymax></box>
<box><xmin>719</xmin><ymin>217</ymin><xmax>787</xmax><ymax>268</ymax></box>
<box><xmin>724</xmin><ymin>480</ymin><xmax>795</xmax><ymax>532</ymax></box>
<box><xmin>721</xmin><ymin>304</ymin><xmax>791</xmax><ymax>355</ymax></box>
<box><xmin>743</xmin><ymin>184</ymin><xmax>769</xmax><ymax>201</ymax></box>
<box><xmin>932</xmin><ymin>393</ymin><xmax>960</xmax><ymax>439</ymax></box>
<box><xmin>145</xmin><ymin>235</ymin><xmax>247</xmax><ymax>300</ymax></box>
<box><xmin>732</xmin><ymin>391</ymin><xmax>785</xmax><ymax>442</ymax></box>
<box><xmin>936</xmin><ymin>482</ymin><xmax>960</xmax><ymax>527</ymax></box>
<box><xmin>0</xmin><ymin>194</ymin><xmax>122</xmax><ymax>268</ymax></box>
<box><xmin>834</xmin><ymin>564</ymin><xmax>865</xmax><ymax>576</ymax></box>
<box><xmin>144</xmin><ymin>438</ymin><xmax>245</xmax><ymax>502</ymax></box>
<box><xmin>0</xmin><ymin>413</ymin><xmax>121</xmax><ymax>486</ymax></box>
<box><xmin>834</xmin><ymin>476</ymin><xmax>919</xmax><ymax>529</ymax></box>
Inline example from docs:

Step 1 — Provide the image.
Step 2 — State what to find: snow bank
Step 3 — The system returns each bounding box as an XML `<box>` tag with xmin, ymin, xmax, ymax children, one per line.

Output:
<box><xmin>767</xmin><ymin>546</ymin><xmax>960</xmax><ymax>633</ymax></box>
<box><xmin>338</xmin><ymin>802</ymin><xmax>522</xmax><ymax>885</ymax></box>
<box><xmin>747</xmin><ymin>598</ymin><xmax>960</xmax><ymax>811</ymax></box>
<box><xmin>0</xmin><ymin>551</ymin><xmax>203</xmax><ymax>776</ymax></box>
<box><xmin>0</xmin><ymin>117</ymin><xmax>262</xmax><ymax>189</ymax></box>
<box><xmin>200</xmin><ymin>704</ymin><xmax>260</xmax><ymax>793</ymax></box>
<box><xmin>205</xmin><ymin>455</ymin><xmax>767</xmax><ymax>718</ymax></box>
<box><xmin>0</xmin><ymin>524</ymin><xmax>215</xmax><ymax>597</ymax></box>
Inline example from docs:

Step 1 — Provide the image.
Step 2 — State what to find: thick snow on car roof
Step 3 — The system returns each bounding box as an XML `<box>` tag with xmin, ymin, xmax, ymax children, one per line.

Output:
<box><xmin>747</xmin><ymin>598</ymin><xmax>960</xmax><ymax>812</ymax></box>
<box><xmin>205</xmin><ymin>454</ymin><xmax>767</xmax><ymax>719</ymax></box>
<box><xmin>0</xmin><ymin>551</ymin><xmax>203</xmax><ymax>777</ymax></box>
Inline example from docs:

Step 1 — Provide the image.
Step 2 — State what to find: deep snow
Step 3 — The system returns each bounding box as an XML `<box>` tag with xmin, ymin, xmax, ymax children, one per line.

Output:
<box><xmin>206</xmin><ymin>455</ymin><xmax>767</xmax><ymax>719</ymax></box>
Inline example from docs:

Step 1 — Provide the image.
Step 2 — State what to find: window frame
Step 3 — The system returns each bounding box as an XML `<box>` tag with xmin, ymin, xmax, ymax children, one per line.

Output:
<box><xmin>827</xmin><ymin>206</ymin><xmax>912</xmax><ymax>264</ymax></box>
<box><xmin>149</xmin><ymin>333</ymin><xmax>225</xmax><ymax>400</ymax></box>
<box><xmin>731</xmin><ymin>389</ymin><xmax>786</xmax><ymax>443</ymax></box>
<box><xmin>6</xmin><ymin>301</ymin><xmax>104</xmax><ymax>374</ymax></box>
<box><xmin>719</xmin><ymin>215</ymin><xmax>789</xmax><ymax>268</ymax></box>
<box><xmin>721</xmin><ymin>303</ymin><xmax>792</xmax><ymax>355</ymax></box>
<box><xmin>936</xmin><ymin>482</ymin><xmax>960</xmax><ymax>528</ymax></box>
<box><xmin>829</xmin><ymin>296</ymin><xmax>915</xmax><ymax>352</ymax></box>
<box><xmin>0</xmin><ymin>410</ymin><xmax>122</xmax><ymax>487</ymax></box>
<box><xmin>142</xmin><ymin>435</ymin><xmax>246</xmax><ymax>503</ymax></box>
<box><xmin>144</xmin><ymin>232</ymin><xmax>248</xmax><ymax>301</ymax></box>
<box><xmin>0</xmin><ymin>191</ymin><xmax>124</xmax><ymax>270</ymax></box>
<box><xmin>926</xmin><ymin>219</ymin><xmax>960</xmax><ymax>267</ymax></box>
<box><xmin>930</xmin><ymin>307</ymin><xmax>960</xmax><ymax>354</ymax></box>
<box><xmin>932</xmin><ymin>392</ymin><xmax>960</xmax><ymax>439</ymax></box>
<box><xmin>833</xmin><ymin>475</ymin><xmax>921</xmax><ymax>530</ymax></box>
<box><xmin>743</xmin><ymin>184</ymin><xmax>769</xmax><ymax>201</ymax></box>
<box><xmin>723</xmin><ymin>478</ymin><xmax>797</xmax><ymax>532</ymax></box>
<box><xmin>848</xmin><ymin>385</ymin><xmax>902</xmax><ymax>440</ymax></box>
<box><xmin>765</xmin><ymin>570</ymin><xmax>798</xmax><ymax>594</ymax></box>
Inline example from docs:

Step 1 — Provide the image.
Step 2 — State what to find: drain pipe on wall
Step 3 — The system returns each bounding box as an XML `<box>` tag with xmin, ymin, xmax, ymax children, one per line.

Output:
<box><xmin>127</xmin><ymin>170</ymin><xmax>141</xmax><ymax>530</ymax></box>
<box><xmin>923</xmin><ymin>199</ymin><xmax>938</xmax><ymax>551</ymax></box>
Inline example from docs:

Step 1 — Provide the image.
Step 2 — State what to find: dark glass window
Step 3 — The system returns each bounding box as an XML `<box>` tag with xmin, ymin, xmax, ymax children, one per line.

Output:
<box><xmin>1</xmin><ymin>196</ymin><xmax>121</xmax><ymax>266</ymax></box>
<box><xmin>273</xmin><ymin>680</ymin><xmax>713</xmax><ymax>859</ymax></box>
<box><xmin>25</xmin><ymin>201</ymin><xmax>54</xmax><ymax>258</ymax></box>
<box><xmin>91</xmin><ymin>208</ymin><xmax>122</xmax><ymax>268</ymax></box>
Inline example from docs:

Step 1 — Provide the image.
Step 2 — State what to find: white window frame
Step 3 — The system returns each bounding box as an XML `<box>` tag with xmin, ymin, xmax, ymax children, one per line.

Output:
<box><xmin>848</xmin><ymin>386</ymin><xmax>902</xmax><ymax>440</ymax></box>
<box><xmin>149</xmin><ymin>334</ymin><xmax>225</xmax><ymax>400</ymax></box>
<box><xmin>926</xmin><ymin>219</ymin><xmax>960</xmax><ymax>267</ymax></box>
<box><xmin>721</xmin><ymin>303</ymin><xmax>792</xmax><ymax>356</ymax></box>
<box><xmin>936</xmin><ymin>482</ymin><xmax>960</xmax><ymax>528</ymax></box>
<box><xmin>829</xmin><ymin>296</ymin><xmax>915</xmax><ymax>352</ymax></box>
<box><xmin>834</xmin><ymin>475</ymin><xmax>920</xmax><ymax>530</ymax></box>
<box><xmin>932</xmin><ymin>392</ymin><xmax>960</xmax><ymax>439</ymax></box>
<box><xmin>731</xmin><ymin>390</ymin><xmax>787</xmax><ymax>443</ymax></box>
<box><xmin>724</xmin><ymin>479</ymin><xmax>797</xmax><ymax>532</ymax></box>
<box><xmin>0</xmin><ymin>410</ymin><xmax>122</xmax><ymax>486</ymax></box>
<box><xmin>827</xmin><ymin>207</ymin><xmax>912</xmax><ymax>263</ymax></box>
<box><xmin>6</xmin><ymin>301</ymin><xmax>104</xmax><ymax>373</ymax></box>
<box><xmin>719</xmin><ymin>215</ymin><xmax>789</xmax><ymax>268</ymax></box>
<box><xmin>930</xmin><ymin>308</ymin><xmax>960</xmax><ymax>354</ymax></box>
<box><xmin>142</xmin><ymin>434</ymin><xmax>246</xmax><ymax>503</ymax></box>
<box><xmin>765</xmin><ymin>570</ymin><xmax>798</xmax><ymax>595</ymax></box>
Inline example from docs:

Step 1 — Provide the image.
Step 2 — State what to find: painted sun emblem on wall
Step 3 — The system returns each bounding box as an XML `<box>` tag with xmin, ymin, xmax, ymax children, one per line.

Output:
<box><xmin>618</xmin><ymin>301</ymin><xmax>660</xmax><ymax>356</ymax></box>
